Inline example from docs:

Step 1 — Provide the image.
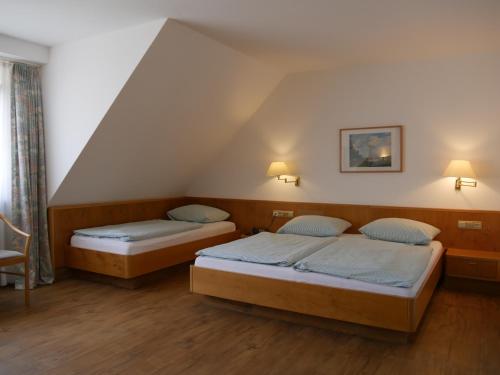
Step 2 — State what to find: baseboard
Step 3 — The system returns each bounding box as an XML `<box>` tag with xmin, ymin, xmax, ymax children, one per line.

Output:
<box><xmin>54</xmin><ymin>267</ymin><xmax>73</xmax><ymax>281</ymax></box>
<box><xmin>443</xmin><ymin>276</ymin><xmax>500</xmax><ymax>296</ymax></box>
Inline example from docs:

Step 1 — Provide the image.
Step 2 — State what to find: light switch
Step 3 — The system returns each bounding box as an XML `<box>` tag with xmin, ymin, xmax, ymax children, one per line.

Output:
<box><xmin>458</xmin><ymin>220</ymin><xmax>482</xmax><ymax>230</ymax></box>
<box><xmin>273</xmin><ymin>210</ymin><xmax>294</xmax><ymax>218</ymax></box>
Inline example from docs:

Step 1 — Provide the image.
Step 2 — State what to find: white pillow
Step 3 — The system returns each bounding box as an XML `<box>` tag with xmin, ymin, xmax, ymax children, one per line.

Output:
<box><xmin>167</xmin><ymin>204</ymin><xmax>230</xmax><ymax>223</ymax></box>
<box><xmin>277</xmin><ymin>215</ymin><xmax>351</xmax><ymax>237</ymax></box>
<box><xmin>359</xmin><ymin>218</ymin><xmax>440</xmax><ymax>245</ymax></box>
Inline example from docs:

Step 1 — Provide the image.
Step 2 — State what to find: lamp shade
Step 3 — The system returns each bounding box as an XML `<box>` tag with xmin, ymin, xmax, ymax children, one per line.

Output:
<box><xmin>443</xmin><ymin>160</ymin><xmax>476</xmax><ymax>178</ymax></box>
<box><xmin>267</xmin><ymin>161</ymin><xmax>289</xmax><ymax>176</ymax></box>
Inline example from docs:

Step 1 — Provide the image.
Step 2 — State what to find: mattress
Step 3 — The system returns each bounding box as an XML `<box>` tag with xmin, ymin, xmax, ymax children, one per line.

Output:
<box><xmin>194</xmin><ymin>234</ymin><xmax>443</xmax><ymax>298</ymax></box>
<box><xmin>71</xmin><ymin>221</ymin><xmax>236</xmax><ymax>256</ymax></box>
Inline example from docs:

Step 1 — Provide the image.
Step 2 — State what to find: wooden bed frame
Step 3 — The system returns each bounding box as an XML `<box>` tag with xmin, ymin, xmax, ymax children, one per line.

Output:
<box><xmin>49</xmin><ymin>196</ymin><xmax>497</xmax><ymax>336</ymax></box>
<box><xmin>48</xmin><ymin>198</ymin><xmax>240</xmax><ymax>280</ymax></box>
<box><xmin>67</xmin><ymin>231</ymin><xmax>240</xmax><ymax>279</ymax></box>
<box><xmin>190</xmin><ymin>253</ymin><xmax>443</xmax><ymax>335</ymax></box>
<box><xmin>185</xmin><ymin>196</ymin><xmax>499</xmax><ymax>337</ymax></box>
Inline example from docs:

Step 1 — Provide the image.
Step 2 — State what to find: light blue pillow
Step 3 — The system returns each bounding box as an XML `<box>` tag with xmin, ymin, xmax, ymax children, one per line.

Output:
<box><xmin>359</xmin><ymin>218</ymin><xmax>440</xmax><ymax>245</ymax></box>
<box><xmin>167</xmin><ymin>204</ymin><xmax>230</xmax><ymax>223</ymax></box>
<box><xmin>277</xmin><ymin>215</ymin><xmax>351</xmax><ymax>237</ymax></box>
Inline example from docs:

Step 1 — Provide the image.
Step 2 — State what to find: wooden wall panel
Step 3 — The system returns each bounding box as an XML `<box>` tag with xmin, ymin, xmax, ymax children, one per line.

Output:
<box><xmin>48</xmin><ymin>197</ymin><xmax>188</xmax><ymax>268</ymax></box>
<box><xmin>187</xmin><ymin>197</ymin><xmax>500</xmax><ymax>252</ymax></box>
<box><xmin>49</xmin><ymin>196</ymin><xmax>500</xmax><ymax>270</ymax></box>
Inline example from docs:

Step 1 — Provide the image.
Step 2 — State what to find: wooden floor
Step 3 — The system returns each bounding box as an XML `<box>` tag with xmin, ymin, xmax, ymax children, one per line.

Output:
<box><xmin>0</xmin><ymin>266</ymin><xmax>499</xmax><ymax>375</ymax></box>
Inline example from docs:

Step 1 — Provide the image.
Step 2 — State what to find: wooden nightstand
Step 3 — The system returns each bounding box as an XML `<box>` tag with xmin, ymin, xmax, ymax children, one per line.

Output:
<box><xmin>445</xmin><ymin>248</ymin><xmax>500</xmax><ymax>294</ymax></box>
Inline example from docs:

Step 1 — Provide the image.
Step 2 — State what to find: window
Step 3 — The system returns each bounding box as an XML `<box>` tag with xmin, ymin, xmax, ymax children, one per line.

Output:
<box><xmin>0</xmin><ymin>61</ymin><xmax>12</xmax><ymax>219</ymax></box>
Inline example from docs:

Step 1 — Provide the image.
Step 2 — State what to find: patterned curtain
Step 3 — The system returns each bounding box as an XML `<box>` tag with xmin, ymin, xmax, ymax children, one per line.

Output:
<box><xmin>10</xmin><ymin>62</ymin><xmax>53</xmax><ymax>288</ymax></box>
<box><xmin>0</xmin><ymin>61</ymin><xmax>13</xmax><ymax>287</ymax></box>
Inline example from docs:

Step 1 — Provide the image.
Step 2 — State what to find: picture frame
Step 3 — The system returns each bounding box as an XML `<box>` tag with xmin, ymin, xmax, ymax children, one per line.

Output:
<box><xmin>340</xmin><ymin>125</ymin><xmax>403</xmax><ymax>173</ymax></box>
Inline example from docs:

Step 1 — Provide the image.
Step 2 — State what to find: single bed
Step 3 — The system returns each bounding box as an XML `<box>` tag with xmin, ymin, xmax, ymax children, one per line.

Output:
<box><xmin>67</xmin><ymin>221</ymin><xmax>239</xmax><ymax>279</ymax></box>
<box><xmin>190</xmin><ymin>233</ymin><xmax>444</xmax><ymax>336</ymax></box>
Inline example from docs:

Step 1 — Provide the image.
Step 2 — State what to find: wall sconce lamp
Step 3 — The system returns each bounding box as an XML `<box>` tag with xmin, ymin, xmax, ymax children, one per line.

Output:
<box><xmin>443</xmin><ymin>160</ymin><xmax>477</xmax><ymax>190</ymax></box>
<box><xmin>267</xmin><ymin>161</ymin><xmax>300</xmax><ymax>186</ymax></box>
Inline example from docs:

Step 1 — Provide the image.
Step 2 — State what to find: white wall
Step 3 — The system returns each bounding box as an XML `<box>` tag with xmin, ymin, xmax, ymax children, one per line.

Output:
<box><xmin>42</xmin><ymin>19</ymin><xmax>166</xmax><ymax>200</ymax></box>
<box><xmin>49</xmin><ymin>20</ymin><xmax>283</xmax><ymax>205</ymax></box>
<box><xmin>0</xmin><ymin>34</ymin><xmax>49</xmax><ymax>64</ymax></box>
<box><xmin>187</xmin><ymin>53</ymin><xmax>500</xmax><ymax>210</ymax></box>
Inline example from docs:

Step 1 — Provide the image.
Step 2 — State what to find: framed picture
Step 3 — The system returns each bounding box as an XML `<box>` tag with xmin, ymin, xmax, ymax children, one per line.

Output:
<box><xmin>340</xmin><ymin>125</ymin><xmax>403</xmax><ymax>173</ymax></box>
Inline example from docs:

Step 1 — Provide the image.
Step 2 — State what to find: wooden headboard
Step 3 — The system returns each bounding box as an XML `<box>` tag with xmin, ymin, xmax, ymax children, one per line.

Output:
<box><xmin>187</xmin><ymin>197</ymin><xmax>500</xmax><ymax>252</ymax></box>
<box><xmin>48</xmin><ymin>197</ymin><xmax>188</xmax><ymax>268</ymax></box>
<box><xmin>49</xmin><ymin>196</ymin><xmax>500</xmax><ymax>271</ymax></box>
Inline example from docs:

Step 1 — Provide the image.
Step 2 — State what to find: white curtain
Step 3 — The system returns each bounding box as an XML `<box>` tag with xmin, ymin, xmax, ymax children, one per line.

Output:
<box><xmin>0</xmin><ymin>61</ymin><xmax>12</xmax><ymax>286</ymax></box>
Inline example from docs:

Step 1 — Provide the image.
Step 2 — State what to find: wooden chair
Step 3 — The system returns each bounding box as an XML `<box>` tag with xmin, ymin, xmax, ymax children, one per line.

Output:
<box><xmin>0</xmin><ymin>213</ymin><xmax>31</xmax><ymax>307</ymax></box>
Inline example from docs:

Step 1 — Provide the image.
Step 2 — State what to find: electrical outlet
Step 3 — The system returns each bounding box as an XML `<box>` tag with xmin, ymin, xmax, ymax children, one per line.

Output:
<box><xmin>273</xmin><ymin>210</ymin><xmax>294</xmax><ymax>218</ymax></box>
<box><xmin>458</xmin><ymin>220</ymin><xmax>482</xmax><ymax>230</ymax></box>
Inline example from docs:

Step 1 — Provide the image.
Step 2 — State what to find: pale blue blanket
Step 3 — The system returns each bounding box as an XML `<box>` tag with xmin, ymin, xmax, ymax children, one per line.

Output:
<box><xmin>196</xmin><ymin>232</ymin><xmax>336</xmax><ymax>266</ymax></box>
<box><xmin>294</xmin><ymin>237</ymin><xmax>433</xmax><ymax>287</ymax></box>
<box><xmin>74</xmin><ymin>220</ymin><xmax>202</xmax><ymax>242</ymax></box>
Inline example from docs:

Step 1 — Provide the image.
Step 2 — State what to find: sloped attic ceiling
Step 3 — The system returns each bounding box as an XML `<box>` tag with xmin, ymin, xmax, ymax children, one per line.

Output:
<box><xmin>49</xmin><ymin>19</ymin><xmax>283</xmax><ymax>205</ymax></box>
<box><xmin>43</xmin><ymin>19</ymin><xmax>166</xmax><ymax>199</ymax></box>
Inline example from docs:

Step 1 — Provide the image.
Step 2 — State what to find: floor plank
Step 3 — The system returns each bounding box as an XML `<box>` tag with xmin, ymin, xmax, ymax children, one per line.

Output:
<box><xmin>0</xmin><ymin>266</ymin><xmax>498</xmax><ymax>375</ymax></box>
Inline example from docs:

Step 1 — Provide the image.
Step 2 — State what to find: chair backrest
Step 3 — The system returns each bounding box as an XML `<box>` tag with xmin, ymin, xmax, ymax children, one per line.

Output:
<box><xmin>0</xmin><ymin>213</ymin><xmax>31</xmax><ymax>255</ymax></box>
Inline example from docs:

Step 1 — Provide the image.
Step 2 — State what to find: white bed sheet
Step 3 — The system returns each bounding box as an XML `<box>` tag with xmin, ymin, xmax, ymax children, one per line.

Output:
<box><xmin>194</xmin><ymin>234</ymin><xmax>443</xmax><ymax>298</ymax></box>
<box><xmin>71</xmin><ymin>221</ymin><xmax>236</xmax><ymax>256</ymax></box>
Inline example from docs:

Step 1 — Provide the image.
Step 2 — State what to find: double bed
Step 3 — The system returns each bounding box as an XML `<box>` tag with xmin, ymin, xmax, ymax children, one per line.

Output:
<box><xmin>191</xmin><ymin>231</ymin><xmax>444</xmax><ymax>337</ymax></box>
<box><xmin>195</xmin><ymin>234</ymin><xmax>443</xmax><ymax>298</ymax></box>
